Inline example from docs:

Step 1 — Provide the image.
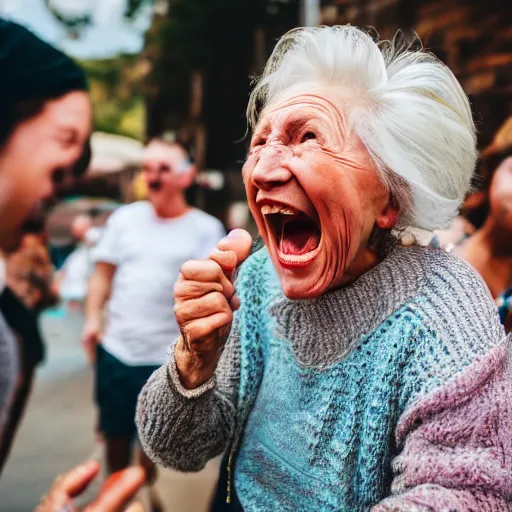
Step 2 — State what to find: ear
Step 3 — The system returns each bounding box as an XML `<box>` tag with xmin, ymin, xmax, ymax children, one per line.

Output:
<box><xmin>375</xmin><ymin>196</ymin><xmax>400</xmax><ymax>230</ymax></box>
<box><xmin>180</xmin><ymin>164</ymin><xmax>197</xmax><ymax>189</ymax></box>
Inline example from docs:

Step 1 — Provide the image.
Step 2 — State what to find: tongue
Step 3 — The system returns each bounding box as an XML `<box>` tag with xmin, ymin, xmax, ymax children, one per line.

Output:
<box><xmin>279</xmin><ymin>217</ymin><xmax>320</xmax><ymax>255</ymax></box>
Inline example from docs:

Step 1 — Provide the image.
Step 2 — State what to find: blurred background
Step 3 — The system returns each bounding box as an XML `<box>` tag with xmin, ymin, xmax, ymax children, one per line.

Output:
<box><xmin>0</xmin><ymin>0</ymin><xmax>511</xmax><ymax>510</ymax></box>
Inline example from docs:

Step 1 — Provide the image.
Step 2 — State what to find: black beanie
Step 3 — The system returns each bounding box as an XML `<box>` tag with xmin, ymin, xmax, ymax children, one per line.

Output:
<box><xmin>0</xmin><ymin>18</ymin><xmax>88</xmax><ymax>105</ymax></box>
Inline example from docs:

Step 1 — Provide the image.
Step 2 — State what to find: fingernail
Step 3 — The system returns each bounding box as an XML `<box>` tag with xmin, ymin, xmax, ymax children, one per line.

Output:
<box><xmin>227</xmin><ymin>230</ymin><xmax>240</xmax><ymax>239</ymax></box>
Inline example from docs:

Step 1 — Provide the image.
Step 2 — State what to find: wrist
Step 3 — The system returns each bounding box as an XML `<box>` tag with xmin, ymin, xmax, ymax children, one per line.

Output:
<box><xmin>85</xmin><ymin>313</ymin><xmax>101</xmax><ymax>327</ymax></box>
<box><xmin>174</xmin><ymin>338</ymin><xmax>218</xmax><ymax>389</ymax></box>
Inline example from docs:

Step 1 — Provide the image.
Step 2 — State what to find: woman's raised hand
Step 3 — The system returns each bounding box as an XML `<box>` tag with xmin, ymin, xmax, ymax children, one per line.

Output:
<box><xmin>173</xmin><ymin>229</ymin><xmax>252</xmax><ymax>389</ymax></box>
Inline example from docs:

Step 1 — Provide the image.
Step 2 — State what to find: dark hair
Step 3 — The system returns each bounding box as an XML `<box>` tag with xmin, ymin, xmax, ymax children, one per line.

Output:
<box><xmin>0</xmin><ymin>19</ymin><xmax>88</xmax><ymax>147</ymax></box>
<box><xmin>21</xmin><ymin>214</ymin><xmax>46</xmax><ymax>235</ymax></box>
<box><xmin>0</xmin><ymin>98</ymin><xmax>47</xmax><ymax>147</ymax></box>
<box><xmin>73</xmin><ymin>138</ymin><xmax>92</xmax><ymax>177</ymax></box>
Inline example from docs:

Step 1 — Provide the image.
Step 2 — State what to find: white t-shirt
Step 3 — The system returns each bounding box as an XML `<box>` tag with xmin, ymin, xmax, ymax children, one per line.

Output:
<box><xmin>92</xmin><ymin>201</ymin><xmax>225</xmax><ymax>365</ymax></box>
<box><xmin>60</xmin><ymin>244</ymin><xmax>94</xmax><ymax>302</ymax></box>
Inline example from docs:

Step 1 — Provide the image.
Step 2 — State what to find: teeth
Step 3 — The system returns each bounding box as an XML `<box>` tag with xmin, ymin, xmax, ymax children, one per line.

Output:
<box><xmin>261</xmin><ymin>205</ymin><xmax>297</xmax><ymax>216</ymax></box>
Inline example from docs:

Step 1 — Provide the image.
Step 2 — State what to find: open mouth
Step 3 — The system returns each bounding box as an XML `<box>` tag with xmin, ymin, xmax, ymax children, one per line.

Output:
<box><xmin>261</xmin><ymin>203</ymin><xmax>321</xmax><ymax>268</ymax></box>
<box><xmin>148</xmin><ymin>181</ymin><xmax>162</xmax><ymax>191</ymax></box>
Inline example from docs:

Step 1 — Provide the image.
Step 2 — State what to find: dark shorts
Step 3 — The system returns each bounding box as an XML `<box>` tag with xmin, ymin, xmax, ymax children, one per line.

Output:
<box><xmin>94</xmin><ymin>345</ymin><xmax>159</xmax><ymax>439</ymax></box>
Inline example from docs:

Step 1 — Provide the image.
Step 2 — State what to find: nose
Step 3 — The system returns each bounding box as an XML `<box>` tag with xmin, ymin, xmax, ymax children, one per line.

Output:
<box><xmin>143</xmin><ymin>167</ymin><xmax>159</xmax><ymax>181</ymax></box>
<box><xmin>251</xmin><ymin>145</ymin><xmax>293</xmax><ymax>191</ymax></box>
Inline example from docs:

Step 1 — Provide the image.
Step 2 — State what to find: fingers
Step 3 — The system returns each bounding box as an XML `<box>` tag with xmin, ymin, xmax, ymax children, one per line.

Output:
<box><xmin>216</xmin><ymin>229</ymin><xmax>253</xmax><ymax>267</ymax></box>
<box><xmin>125</xmin><ymin>502</ymin><xmax>145</xmax><ymax>512</ymax></box>
<box><xmin>81</xmin><ymin>326</ymin><xmax>101</xmax><ymax>346</ymax></box>
<box><xmin>86</xmin><ymin>466</ymin><xmax>145</xmax><ymax>512</ymax></box>
<box><xmin>209</xmin><ymin>248</ymin><xmax>237</xmax><ymax>276</ymax></box>
<box><xmin>179</xmin><ymin>259</ymin><xmax>234</xmax><ymax>300</ymax></box>
<box><xmin>175</xmin><ymin>291</ymin><xmax>232</xmax><ymax>324</ymax></box>
<box><xmin>173</xmin><ymin>279</ymin><xmax>224</xmax><ymax>300</ymax></box>
<box><xmin>180</xmin><ymin>311</ymin><xmax>233</xmax><ymax>344</ymax></box>
<box><xmin>59</xmin><ymin>460</ymin><xmax>100</xmax><ymax>498</ymax></box>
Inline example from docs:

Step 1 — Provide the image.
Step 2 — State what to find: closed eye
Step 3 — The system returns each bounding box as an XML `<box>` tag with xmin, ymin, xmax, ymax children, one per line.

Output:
<box><xmin>301</xmin><ymin>131</ymin><xmax>317</xmax><ymax>143</ymax></box>
<box><xmin>56</xmin><ymin>129</ymin><xmax>79</xmax><ymax>149</ymax></box>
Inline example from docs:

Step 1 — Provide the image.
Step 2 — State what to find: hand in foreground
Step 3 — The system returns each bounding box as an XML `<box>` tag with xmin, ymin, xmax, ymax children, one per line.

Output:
<box><xmin>36</xmin><ymin>461</ymin><xmax>145</xmax><ymax>512</ymax></box>
<box><xmin>174</xmin><ymin>229</ymin><xmax>253</xmax><ymax>389</ymax></box>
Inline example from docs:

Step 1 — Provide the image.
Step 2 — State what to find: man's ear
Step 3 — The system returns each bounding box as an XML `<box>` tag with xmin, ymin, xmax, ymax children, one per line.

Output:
<box><xmin>180</xmin><ymin>164</ymin><xmax>197</xmax><ymax>189</ymax></box>
<box><xmin>375</xmin><ymin>195</ymin><xmax>400</xmax><ymax>230</ymax></box>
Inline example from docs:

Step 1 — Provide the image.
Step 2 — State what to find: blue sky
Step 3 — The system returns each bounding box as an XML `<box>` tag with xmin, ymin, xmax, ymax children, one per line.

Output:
<box><xmin>0</xmin><ymin>0</ymin><xmax>153</xmax><ymax>59</ymax></box>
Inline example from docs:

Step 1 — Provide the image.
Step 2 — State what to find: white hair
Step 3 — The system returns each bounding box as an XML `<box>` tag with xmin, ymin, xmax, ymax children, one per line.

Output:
<box><xmin>247</xmin><ymin>26</ymin><xmax>477</xmax><ymax>230</ymax></box>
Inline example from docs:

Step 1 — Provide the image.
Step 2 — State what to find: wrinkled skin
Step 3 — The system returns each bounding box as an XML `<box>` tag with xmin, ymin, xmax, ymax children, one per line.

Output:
<box><xmin>242</xmin><ymin>93</ymin><xmax>399</xmax><ymax>299</ymax></box>
<box><xmin>0</xmin><ymin>91</ymin><xmax>92</xmax><ymax>252</ymax></box>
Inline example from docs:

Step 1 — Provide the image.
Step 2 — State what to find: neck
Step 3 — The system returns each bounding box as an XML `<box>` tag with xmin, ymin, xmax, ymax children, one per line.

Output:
<box><xmin>152</xmin><ymin>193</ymin><xmax>189</xmax><ymax>219</ymax></box>
<box><xmin>340</xmin><ymin>247</ymin><xmax>381</xmax><ymax>287</ymax></box>
<box><xmin>479</xmin><ymin>217</ymin><xmax>512</xmax><ymax>258</ymax></box>
<box><xmin>340</xmin><ymin>232</ymin><xmax>393</xmax><ymax>287</ymax></box>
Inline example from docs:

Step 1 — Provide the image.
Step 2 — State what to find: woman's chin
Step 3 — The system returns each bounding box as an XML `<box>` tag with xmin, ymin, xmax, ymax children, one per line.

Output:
<box><xmin>278</xmin><ymin>274</ymin><xmax>326</xmax><ymax>300</ymax></box>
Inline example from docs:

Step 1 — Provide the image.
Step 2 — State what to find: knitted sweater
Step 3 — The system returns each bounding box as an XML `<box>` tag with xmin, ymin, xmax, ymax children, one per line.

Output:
<box><xmin>136</xmin><ymin>244</ymin><xmax>512</xmax><ymax>511</ymax></box>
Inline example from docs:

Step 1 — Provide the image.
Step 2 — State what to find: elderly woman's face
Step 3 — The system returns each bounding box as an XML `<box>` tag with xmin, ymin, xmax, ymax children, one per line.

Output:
<box><xmin>242</xmin><ymin>93</ymin><xmax>396</xmax><ymax>299</ymax></box>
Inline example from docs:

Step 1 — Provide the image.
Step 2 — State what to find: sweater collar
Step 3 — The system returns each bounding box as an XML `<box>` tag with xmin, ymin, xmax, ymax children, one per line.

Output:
<box><xmin>269</xmin><ymin>244</ymin><xmax>429</xmax><ymax>367</ymax></box>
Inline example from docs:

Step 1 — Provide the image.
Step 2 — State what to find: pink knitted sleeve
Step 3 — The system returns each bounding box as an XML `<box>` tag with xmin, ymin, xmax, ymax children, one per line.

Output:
<box><xmin>373</xmin><ymin>341</ymin><xmax>512</xmax><ymax>512</ymax></box>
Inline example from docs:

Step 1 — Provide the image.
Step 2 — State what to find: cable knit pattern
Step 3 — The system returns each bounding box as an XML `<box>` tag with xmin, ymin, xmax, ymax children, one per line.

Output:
<box><xmin>136</xmin><ymin>244</ymin><xmax>512</xmax><ymax>511</ymax></box>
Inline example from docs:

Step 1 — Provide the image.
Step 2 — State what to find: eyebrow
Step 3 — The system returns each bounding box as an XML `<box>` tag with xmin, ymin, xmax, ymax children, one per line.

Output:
<box><xmin>286</xmin><ymin>117</ymin><xmax>309</xmax><ymax>134</ymax></box>
<box><xmin>253</xmin><ymin>116</ymin><xmax>310</xmax><ymax>139</ymax></box>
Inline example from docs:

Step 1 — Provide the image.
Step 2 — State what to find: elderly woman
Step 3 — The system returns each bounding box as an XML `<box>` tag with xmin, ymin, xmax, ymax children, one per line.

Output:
<box><xmin>136</xmin><ymin>26</ymin><xmax>512</xmax><ymax>511</ymax></box>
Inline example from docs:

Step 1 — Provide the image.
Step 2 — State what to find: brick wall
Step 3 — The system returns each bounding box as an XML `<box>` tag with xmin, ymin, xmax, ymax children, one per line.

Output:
<box><xmin>323</xmin><ymin>0</ymin><xmax>512</xmax><ymax>148</ymax></box>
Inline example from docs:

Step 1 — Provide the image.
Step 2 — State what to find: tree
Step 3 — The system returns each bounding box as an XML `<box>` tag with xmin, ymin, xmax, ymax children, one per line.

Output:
<box><xmin>144</xmin><ymin>0</ymin><xmax>299</xmax><ymax>169</ymax></box>
<box><xmin>47</xmin><ymin>0</ymin><xmax>300</xmax><ymax>170</ymax></box>
<box><xmin>45</xmin><ymin>0</ymin><xmax>151</xmax><ymax>38</ymax></box>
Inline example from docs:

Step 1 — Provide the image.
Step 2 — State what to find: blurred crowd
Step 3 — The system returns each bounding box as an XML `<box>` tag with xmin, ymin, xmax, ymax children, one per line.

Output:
<box><xmin>1</xmin><ymin>13</ymin><xmax>512</xmax><ymax>512</ymax></box>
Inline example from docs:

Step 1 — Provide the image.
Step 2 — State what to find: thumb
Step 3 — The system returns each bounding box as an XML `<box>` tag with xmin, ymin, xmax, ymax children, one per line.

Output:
<box><xmin>215</xmin><ymin>229</ymin><xmax>253</xmax><ymax>268</ymax></box>
<box><xmin>209</xmin><ymin>229</ymin><xmax>253</xmax><ymax>277</ymax></box>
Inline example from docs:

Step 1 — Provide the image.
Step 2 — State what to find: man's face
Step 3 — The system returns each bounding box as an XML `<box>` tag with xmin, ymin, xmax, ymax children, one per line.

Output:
<box><xmin>141</xmin><ymin>142</ymin><xmax>194</xmax><ymax>207</ymax></box>
<box><xmin>0</xmin><ymin>91</ymin><xmax>92</xmax><ymax>252</ymax></box>
<box><xmin>243</xmin><ymin>92</ymin><xmax>396</xmax><ymax>299</ymax></box>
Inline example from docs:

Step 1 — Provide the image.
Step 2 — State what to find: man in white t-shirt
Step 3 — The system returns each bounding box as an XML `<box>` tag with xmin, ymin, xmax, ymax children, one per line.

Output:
<box><xmin>82</xmin><ymin>139</ymin><xmax>225</xmax><ymax>495</ymax></box>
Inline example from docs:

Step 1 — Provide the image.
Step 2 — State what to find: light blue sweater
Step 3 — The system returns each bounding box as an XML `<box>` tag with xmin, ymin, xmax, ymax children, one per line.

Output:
<box><xmin>137</xmin><ymin>244</ymin><xmax>511</xmax><ymax>511</ymax></box>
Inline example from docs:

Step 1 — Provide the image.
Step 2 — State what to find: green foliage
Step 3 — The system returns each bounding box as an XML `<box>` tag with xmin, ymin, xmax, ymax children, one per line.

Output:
<box><xmin>80</xmin><ymin>56</ymin><xmax>146</xmax><ymax>140</ymax></box>
<box><xmin>45</xmin><ymin>0</ymin><xmax>151</xmax><ymax>32</ymax></box>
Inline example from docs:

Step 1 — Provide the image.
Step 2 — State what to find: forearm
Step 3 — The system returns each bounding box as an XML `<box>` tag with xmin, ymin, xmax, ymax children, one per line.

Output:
<box><xmin>85</xmin><ymin>266</ymin><xmax>113</xmax><ymax>322</ymax></box>
<box><xmin>378</xmin><ymin>341</ymin><xmax>512</xmax><ymax>511</ymax></box>
<box><xmin>136</xmin><ymin>329</ymin><xmax>241</xmax><ymax>472</ymax></box>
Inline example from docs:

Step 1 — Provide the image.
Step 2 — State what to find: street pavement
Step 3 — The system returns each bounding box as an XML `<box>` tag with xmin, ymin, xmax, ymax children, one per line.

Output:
<box><xmin>0</xmin><ymin>309</ymin><xmax>219</xmax><ymax>511</ymax></box>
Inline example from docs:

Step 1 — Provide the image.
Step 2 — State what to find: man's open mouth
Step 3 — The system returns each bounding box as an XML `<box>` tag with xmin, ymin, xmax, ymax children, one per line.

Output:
<box><xmin>261</xmin><ymin>202</ymin><xmax>321</xmax><ymax>267</ymax></box>
<box><xmin>148</xmin><ymin>181</ymin><xmax>162</xmax><ymax>191</ymax></box>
